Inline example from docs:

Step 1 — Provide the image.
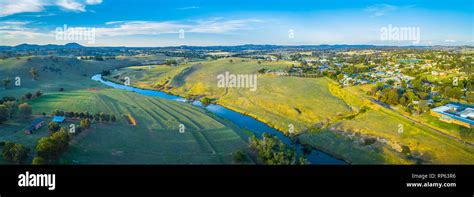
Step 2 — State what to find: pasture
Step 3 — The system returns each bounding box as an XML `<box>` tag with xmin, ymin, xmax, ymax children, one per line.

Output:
<box><xmin>27</xmin><ymin>89</ymin><xmax>251</xmax><ymax>164</ymax></box>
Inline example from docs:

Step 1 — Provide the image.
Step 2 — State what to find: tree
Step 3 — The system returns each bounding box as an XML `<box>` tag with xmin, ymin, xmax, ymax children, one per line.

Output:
<box><xmin>36</xmin><ymin>137</ymin><xmax>58</xmax><ymax>161</ymax></box>
<box><xmin>24</xmin><ymin>92</ymin><xmax>32</xmax><ymax>100</ymax></box>
<box><xmin>401</xmin><ymin>80</ymin><xmax>407</xmax><ymax>88</ymax></box>
<box><xmin>466</xmin><ymin>92</ymin><xmax>474</xmax><ymax>103</ymax></box>
<box><xmin>248</xmin><ymin>133</ymin><xmax>306</xmax><ymax>165</ymax></box>
<box><xmin>0</xmin><ymin>105</ymin><xmax>8</xmax><ymax>124</ymax></box>
<box><xmin>233</xmin><ymin>150</ymin><xmax>248</xmax><ymax>163</ymax></box>
<box><xmin>165</xmin><ymin>59</ymin><xmax>177</xmax><ymax>66</ymax></box>
<box><xmin>399</xmin><ymin>96</ymin><xmax>407</xmax><ymax>106</ymax></box>
<box><xmin>36</xmin><ymin>130</ymin><xmax>70</xmax><ymax>162</ymax></box>
<box><xmin>387</xmin><ymin>89</ymin><xmax>399</xmax><ymax>105</ymax></box>
<box><xmin>80</xmin><ymin>118</ymin><xmax>91</xmax><ymax>129</ymax></box>
<box><xmin>2</xmin><ymin>142</ymin><xmax>29</xmax><ymax>164</ymax></box>
<box><xmin>50</xmin><ymin>130</ymin><xmax>69</xmax><ymax>155</ymax></box>
<box><xmin>3</xmin><ymin>101</ymin><xmax>17</xmax><ymax>119</ymax></box>
<box><xmin>401</xmin><ymin>145</ymin><xmax>411</xmax><ymax>156</ymax></box>
<box><xmin>94</xmin><ymin>113</ymin><xmax>100</xmax><ymax>121</ymax></box>
<box><xmin>18</xmin><ymin>103</ymin><xmax>32</xmax><ymax>119</ymax></box>
<box><xmin>30</xmin><ymin>67</ymin><xmax>38</xmax><ymax>80</ymax></box>
<box><xmin>48</xmin><ymin>122</ymin><xmax>60</xmax><ymax>133</ymax></box>
<box><xmin>111</xmin><ymin>114</ymin><xmax>116</xmax><ymax>122</ymax></box>
<box><xmin>450</xmin><ymin>87</ymin><xmax>463</xmax><ymax>101</ymax></box>
<box><xmin>32</xmin><ymin>157</ymin><xmax>45</xmax><ymax>165</ymax></box>
<box><xmin>386</xmin><ymin>79</ymin><xmax>395</xmax><ymax>86</ymax></box>
<box><xmin>3</xmin><ymin>77</ymin><xmax>11</xmax><ymax>89</ymax></box>
<box><xmin>99</xmin><ymin>112</ymin><xmax>105</xmax><ymax>122</ymax></box>
<box><xmin>375</xmin><ymin>82</ymin><xmax>385</xmax><ymax>91</ymax></box>
<box><xmin>418</xmin><ymin>100</ymin><xmax>430</xmax><ymax>114</ymax></box>
<box><xmin>200</xmin><ymin>97</ymin><xmax>212</xmax><ymax>106</ymax></box>
<box><xmin>34</xmin><ymin>90</ymin><xmax>42</xmax><ymax>97</ymax></box>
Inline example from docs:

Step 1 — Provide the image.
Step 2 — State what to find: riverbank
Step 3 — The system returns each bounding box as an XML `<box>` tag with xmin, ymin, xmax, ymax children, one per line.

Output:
<box><xmin>97</xmin><ymin>74</ymin><xmax>347</xmax><ymax>164</ymax></box>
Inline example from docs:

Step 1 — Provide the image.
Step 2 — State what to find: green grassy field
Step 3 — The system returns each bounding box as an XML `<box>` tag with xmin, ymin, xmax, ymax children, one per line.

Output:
<box><xmin>25</xmin><ymin>89</ymin><xmax>252</xmax><ymax>164</ymax></box>
<box><xmin>298</xmin><ymin>130</ymin><xmax>411</xmax><ymax>164</ymax></box>
<box><xmin>0</xmin><ymin>57</ymin><xmax>252</xmax><ymax>164</ymax></box>
<box><xmin>115</xmin><ymin>57</ymin><xmax>474</xmax><ymax>164</ymax></box>
<box><xmin>327</xmin><ymin>84</ymin><xmax>474</xmax><ymax>164</ymax></box>
<box><xmin>108</xmin><ymin>58</ymin><xmax>352</xmax><ymax>133</ymax></box>
<box><xmin>0</xmin><ymin>56</ymin><xmax>138</xmax><ymax>97</ymax></box>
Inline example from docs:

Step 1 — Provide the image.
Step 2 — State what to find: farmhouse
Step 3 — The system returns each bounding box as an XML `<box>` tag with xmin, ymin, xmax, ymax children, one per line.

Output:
<box><xmin>430</xmin><ymin>103</ymin><xmax>474</xmax><ymax>128</ymax></box>
<box><xmin>52</xmin><ymin>116</ymin><xmax>66</xmax><ymax>123</ymax></box>
<box><xmin>24</xmin><ymin>118</ymin><xmax>45</xmax><ymax>135</ymax></box>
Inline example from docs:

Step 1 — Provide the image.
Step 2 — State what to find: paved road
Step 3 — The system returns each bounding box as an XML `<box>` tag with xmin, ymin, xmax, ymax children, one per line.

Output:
<box><xmin>369</xmin><ymin>98</ymin><xmax>474</xmax><ymax>146</ymax></box>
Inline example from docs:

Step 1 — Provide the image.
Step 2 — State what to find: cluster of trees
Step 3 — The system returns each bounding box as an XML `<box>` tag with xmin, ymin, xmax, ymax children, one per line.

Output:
<box><xmin>406</xmin><ymin>75</ymin><xmax>470</xmax><ymax>103</ymax></box>
<box><xmin>47</xmin><ymin>122</ymin><xmax>61</xmax><ymax>133</ymax></box>
<box><xmin>0</xmin><ymin>98</ymin><xmax>32</xmax><ymax>124</ymax></box>
<box><xmin>34</xmin><ymin>130</ymin><xmax>70</xmax><ymax>164</ymax></box>
<box><xmin>369</xmin><ymin>75</ymin><xmax>472</xmax><ymax>114</ymax></box>
<box><xmin>1</xmin><ymin>141</ymin><xmax>29</xmax><ymax>164</ymax></box>
<box><xmin>50</xmin><ymin>110</ymin><xmax>116</xmax><ymax>123</ymax></box>
<box><xmin>21</xmin><ymin>90</ymin><xmax>42</xmax><ymax>101</ymax></box>
<box><xmin>101</xmin><ymin>70</ymin><xmax>111</xmax><ymax>76</ymax></box>
<box><xmin>47</xmin><ymin>118</ymin><xmax>90</xmax><ymax>135</ymax></box>
<box><xmin>440</xmin><ymin>86</ymin><xmax>464</xmax><ymax>101</ymax></box>
<box><xmin>371</xmin><ymin>83</ymin><xmax>431</xmax><ymax>114</ymax></box>
<box><xmin>2</xmin><ymin>77</ymin><xmax>13</xmax><ymax>89</ymax></box>
<box><xmin>248</xmin><ymin>133</ymin><xmax>307</xmax><ymax>165</ymax></box>
<box><xmin>165</xmin><ymin>59</ymin><xmax>178</xmax><ymax>66</ymax></box>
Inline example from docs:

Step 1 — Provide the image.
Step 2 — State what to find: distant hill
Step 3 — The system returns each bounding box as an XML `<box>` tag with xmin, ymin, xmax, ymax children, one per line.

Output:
<box><xmin>0</xmin><ymin>43</ymin><xmax>85</xmax><ymax>50</ymax></box>
<box><xmin>1</xmin><ymin>43</ymin><xmax>471</xmax><ymax>52</ymax></box>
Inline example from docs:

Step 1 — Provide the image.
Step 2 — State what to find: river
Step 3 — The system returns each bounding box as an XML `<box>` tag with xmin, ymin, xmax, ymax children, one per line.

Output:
<box><xmin>92</xmin><ymin>74</ymin><xmax>346</xmax><ymax>164</ymax></box>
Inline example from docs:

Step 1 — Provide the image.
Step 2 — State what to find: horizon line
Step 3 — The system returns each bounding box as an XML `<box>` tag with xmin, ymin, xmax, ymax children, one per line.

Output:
<box><xmin>2</xmin><ymin>42</ymin><xmax>474</xmax><ymax>48</ymax></box>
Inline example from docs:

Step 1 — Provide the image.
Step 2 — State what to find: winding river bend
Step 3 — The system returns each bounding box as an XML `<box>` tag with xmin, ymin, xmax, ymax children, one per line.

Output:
<box><xmin>92</xmin><ymin>74</ymin><xmax>346</xmax><ymax>164</ymax></box>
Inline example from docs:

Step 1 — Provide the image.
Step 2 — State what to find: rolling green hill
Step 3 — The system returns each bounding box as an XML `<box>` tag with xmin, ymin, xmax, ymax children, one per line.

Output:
<box><xmin>27</xmin><ymin>89</ymin><xmax>251</xmax><ymax>164</ymax></box>
<box><xmin>0</xmin><ymin>56</ymin><xmax>137</xmax><ymax>97</ymax></box>
<box><xmin>0</xmin><ymin>57</ymin><xmax>252</xmax><ymax>164</ymax></box>
<box><xmin>112</xmin><ymin>57</ymin><xmax>474</xmax><ymax>164</ymax></box>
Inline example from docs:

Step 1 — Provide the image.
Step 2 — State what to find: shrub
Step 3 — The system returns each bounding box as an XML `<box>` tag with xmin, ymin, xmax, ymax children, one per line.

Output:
<box><xmin>233</xmin><ymin>150</ymin><xmax>248</xmax><ymax>163</ymax></box>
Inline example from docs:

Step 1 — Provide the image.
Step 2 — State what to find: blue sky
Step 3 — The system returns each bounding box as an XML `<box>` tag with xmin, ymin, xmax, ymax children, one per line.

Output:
<box><xmin>0</xmin><ymin>0</ymin><xmax>472</xmax><ymax>46</ymax></box>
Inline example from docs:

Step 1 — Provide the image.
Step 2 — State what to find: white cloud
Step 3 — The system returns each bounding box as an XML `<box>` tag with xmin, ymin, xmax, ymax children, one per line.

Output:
<box><xmin>2</xmin><ymin>21</ymin><xmax>31</xmax><ymax>25</ymax></box>
<box><xmin>96</xmin><ymin>21</ymin><xmax>189</xmax><ymax>36</ymax></box>
<box><xmin>0</xmin><ymin>0</ymin><xmax>44</xmax><ymax>17</ymax></box>
<box><xmin>0</xmin><ymin>0</ymin><xmax>103</xmax><ymax>17</ymax></box>
<box><xmin>56</xmin><ymin>0</ymin><xmax>86</xmax><ymax>12</ymax></box>
<box><xmin>177</xmin><ymin>6</ymin><xmax>200</xmax><ymax>10</ymax></box>
<box><xmin>86</xmin><ymin>0</ymin><xmax>102</xmax><ymax>5</ymax></box>
<box><xmin>0</xmin><ymin>20</ymin><xmax>51</xmax><ymax>39</ymax></box>
<box><xmin>365</xmin><ymin>4</ymin><xmax>398</xmax><ymax>17</ymax></box>
<box><xmin>365</xmin><ymin>4</ymin><xmax>416</xmax><ymax>17</ymax></box>
<box><xmin>189</xmin><ymin>18</ymin><xmax>263</xmax><ymax>33</ymax></box>
<box><xmin>96</xmin><ymin>18</ymin><xmax>263</xmax><ymax>37</ymax></box>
